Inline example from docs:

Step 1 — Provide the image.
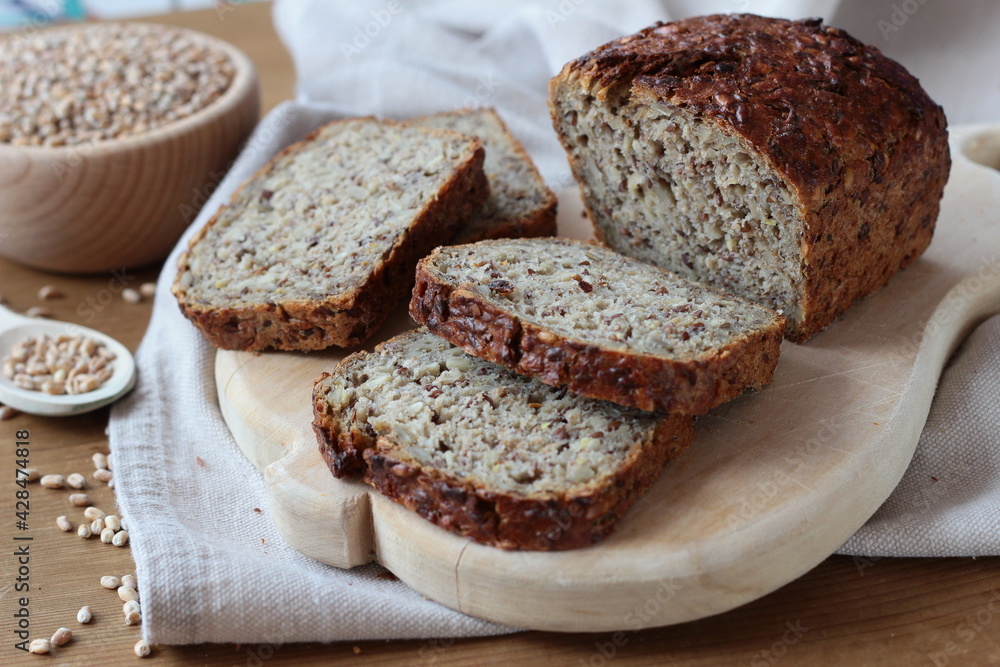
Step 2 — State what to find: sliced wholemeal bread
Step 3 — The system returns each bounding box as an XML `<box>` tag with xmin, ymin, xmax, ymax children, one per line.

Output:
<box><xmin>408</xmin><ymin>108</ymin><xmax>557</xmax><ymax>243</ymax></box>
<box><xmin>172</xmin><ymin>117</ymin><xmax>489</xmax><ymax>351</ymax></box>
<box><xmin>548</xmin><ymin>14</ymin><xmax>949</xmax><ymax>341</ymax></box>
<box><xmin>410</xmin><ymin>237</ymin><xmax>785</xmax><ymax>414</ymax></box>
<box><xmin>312</xmin><ymin>328</ymin><xmax>694</xmax><ymax>550</ymax></box>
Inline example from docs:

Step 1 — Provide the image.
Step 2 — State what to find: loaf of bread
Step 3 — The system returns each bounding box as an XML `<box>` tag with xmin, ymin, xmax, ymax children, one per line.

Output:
<box><xmin>172</xmin><ymin>117</ymin><xmax>488</xmax><ymax>351</ymax></box>
<box><xmin>312</xmin><ymin>328</ymin><xmax>694</xmax><ymax>550</ymax></box>
<box><xmin>410</xmin><ymin>237</ymin><xmax>785</xmax><ymax>414</ymax></box>
<box><xmin>408</xmin><ymin>108</ymin><xmax>557</xmax><ymax>243</ymax></box>
<box><xmin>549</xmin><ymin>14</ymin><xmax>950</xmax><ymax>341</ymax></box>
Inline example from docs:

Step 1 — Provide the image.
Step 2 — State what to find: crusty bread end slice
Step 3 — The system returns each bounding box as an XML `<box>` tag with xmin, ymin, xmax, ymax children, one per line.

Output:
<box><xmin>408</xmin><ymin>107</ymin><xmax>557</xmax><ymax>243</ymax></box>
<box><xmin>312</xmin><ymin>328</ymin><xmax>693</xmax><ymax>550</ymax></box>
<box><xmin>173</xmin><ymin>117</ymin><xmax>489</xmax><ymax>351</ymax></box>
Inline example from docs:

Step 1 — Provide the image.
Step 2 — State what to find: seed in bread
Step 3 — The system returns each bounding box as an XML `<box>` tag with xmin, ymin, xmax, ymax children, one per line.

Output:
<box><xmin>172</xmin><ymin>117</ymin><xmax>489</xmax><ymax>351</ymax></box>
<box><xmin>408</xmin><ymin>108</ymin><xmax>557</xmax><ymax>243</ymax></box>
<box><xmin>410</xmin><ymin>237</ymin><xmax>785</xmax><ymax>414</ymax></box>
<box><xmin>312</xmin><ymin>328</ymin><xmax>694</xmax><ymax>550</ymax></box>
<box><xmin>548</xmin><ymin>14</ymin><xmax>950</xmax><ymax>341</ymax></box>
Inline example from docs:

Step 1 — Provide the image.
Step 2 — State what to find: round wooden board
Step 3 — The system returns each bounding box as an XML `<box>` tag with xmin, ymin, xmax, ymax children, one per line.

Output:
<box><xmin>216</xmin><ymin>126</ymin><xmax>1000</xmax><ymax>632</ymax></box>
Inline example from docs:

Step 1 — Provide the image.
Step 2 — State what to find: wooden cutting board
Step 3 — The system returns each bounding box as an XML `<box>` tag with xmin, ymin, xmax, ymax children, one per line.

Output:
<box><xmin>216</xmin><ymin>125</ymin><xmax>1000</xmax><ymax>632</ymax></box>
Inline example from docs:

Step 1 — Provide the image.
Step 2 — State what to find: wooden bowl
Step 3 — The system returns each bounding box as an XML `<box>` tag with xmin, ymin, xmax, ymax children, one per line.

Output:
<box><xmin>0</xmin><ymin>24</ymin><xmax>260</xmax><ymax>274</ymax></box>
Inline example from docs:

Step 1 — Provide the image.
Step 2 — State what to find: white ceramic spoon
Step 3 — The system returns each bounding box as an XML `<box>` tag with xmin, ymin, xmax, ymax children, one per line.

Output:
<box><xmin>0</xmin><ymin>304</ymin><xmax>137</xmax><ymax>416</ymax></box>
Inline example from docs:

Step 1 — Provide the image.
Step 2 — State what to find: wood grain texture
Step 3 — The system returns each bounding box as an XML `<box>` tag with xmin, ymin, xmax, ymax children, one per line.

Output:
<box><xmin>3</xmin><ymin>5</ymin><xmax>1000</xmax><ymax>666</ymax></box>
<box><xmin>0</xmin><ymin>24</ymin><xmax>260</xmax><ymax>274</ymax></box>
<box><xmin>217</xmin><ymin>127</ymin><xmax>1000</xmax><ymax>632</ymax></box>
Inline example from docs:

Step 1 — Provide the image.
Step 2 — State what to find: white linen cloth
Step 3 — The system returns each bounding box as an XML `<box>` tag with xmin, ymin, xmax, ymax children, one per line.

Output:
<box><xmin>108</xmin><ymin>0</ymin><xmax>1000</xmax><ymax>644</ymax></box>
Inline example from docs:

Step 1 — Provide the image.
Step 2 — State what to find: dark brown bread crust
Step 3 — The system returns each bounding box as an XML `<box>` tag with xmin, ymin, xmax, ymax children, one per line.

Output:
<box><xmin>469</xmin><ymin>202</ymin><xmax>556</xmax><ymax>243</ymax></box>
<box><xmin>312</xmin><ymin>370</ymin><xmax>370</xmax><ymax>478</ymax></box>
<box><xmin>361</xmin><ymin>415</ymin><xmax>692</xmax><ymax>550</ymax></box>
<box><xmin>550</xmin><ymin>14</ymin><xmax>950</xmax><ymax>341</ymax></box>
<box><xmin>312</xmin><ymin>377</ymin><xmax>694</xmax><ymax>550</ymax></box>
<box><xmin>407</xmin><ymin>108</ymin><xmax>558</xmax><ymax>244</ymax></box>
<box><xmin>409</xmin><ymin>250</ymin><xmax>785</xmax><ymax>415</ymax></box>
<box><xmin>172</xmin><ymin>119</ymin><xmax>489</xmax><ymax>351</ymax></box>
<box><xmin>453</xmin><ymin>109</ymin><xmax>558</xmax><ymax>243</ymax></box>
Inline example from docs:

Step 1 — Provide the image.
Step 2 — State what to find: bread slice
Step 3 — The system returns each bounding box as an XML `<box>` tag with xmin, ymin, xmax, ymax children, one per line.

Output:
<box><xmin>408</xmin><ymin>108</ymin><xmax>557</xmax><ymax>243</ymax></box>
<box><xmin>172</xmin><ymin>117</ymin><xmax>489</xmax><ymax>351</ymax></box>
<box><xmin>312</xmin><ymin>328</ymin><xmax>694</xmax><ymax>550</ymax></box>
<box><xmin>548</xmin><ymin>14</ymin><xmax>950</xmax><ymax>341</ymax></box>
<box><xmin>410</xmin><ymin>237</ymin><xmax>785</xmax><ymax>414</ymax></box>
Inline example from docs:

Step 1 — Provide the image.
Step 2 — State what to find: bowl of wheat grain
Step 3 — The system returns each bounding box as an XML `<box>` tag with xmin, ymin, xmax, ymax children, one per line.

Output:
<box><xmin>0</xmin><ymin>21</ymin><xmax>259</xmax><ymax>273</ymax></box>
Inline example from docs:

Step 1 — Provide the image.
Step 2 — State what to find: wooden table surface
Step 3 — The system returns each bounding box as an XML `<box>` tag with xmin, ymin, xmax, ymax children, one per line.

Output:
<box><xmin>1</xmin><ymin>3</ymin><xmax>998</xmax><ymax>665</ymax></box>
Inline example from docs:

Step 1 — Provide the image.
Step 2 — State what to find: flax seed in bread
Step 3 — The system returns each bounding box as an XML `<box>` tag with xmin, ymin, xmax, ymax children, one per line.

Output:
<box><xmin>172</xmin><ymin>117</ymin><xmax>488</xmax><ymax>351</ymax></box>
<box><xmin>549</xmin><ymin>14</ymin><xmax>950</xmax><ymax>341</ymax></box>
<box><xmin>312</xmin><ymin>328</ymin><xmax>694</xmax><ymax>550</ymax></box>
<box><xmin>410</xmin><ymin>237</ymin><xmax>785</xmax><ymax>414</ymax></box>
<box><xmin>408</xmin><ymin>108</ymin><xmax>557</xmax><ymax>243</ymax></box>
